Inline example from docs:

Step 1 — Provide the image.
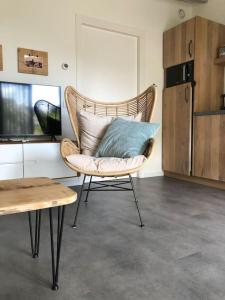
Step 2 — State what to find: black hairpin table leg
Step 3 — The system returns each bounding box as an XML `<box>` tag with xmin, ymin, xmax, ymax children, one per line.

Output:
<box><xmin>28</xmin><ymin>210</ymin><xmax>42</xmax><ymax>258</ymax></box>
<box><xmin>49</xmin><ymin>206</ymin><xmax>66</xmax><ymax>291</ymax></box>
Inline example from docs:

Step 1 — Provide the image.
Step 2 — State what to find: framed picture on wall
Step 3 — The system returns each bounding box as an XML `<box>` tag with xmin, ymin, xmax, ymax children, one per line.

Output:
<box><xmin>18</xmin><ymin>47</ymin><xmax>48</xmax><ymax>76</ymax></box>
<box><xmin>0</xmin><ymin>45</ymin><xmax>3</xmax><ymax>71</ymax></box>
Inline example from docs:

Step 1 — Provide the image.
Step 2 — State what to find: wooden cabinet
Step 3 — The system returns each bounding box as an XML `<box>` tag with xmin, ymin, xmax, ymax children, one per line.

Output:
<box><xmin>163</xmin><ymin>83</ymin><xmax>192</xmax><ymax>175</ymax></box>
<box><xmin>163</xmin><ymin>16</ymin><xmax>225</xmax><ymax>112</ymax></box>
<box><xmin>193</xmin><ymin>114</ymin><xmax>225</xmax><ymax>181</ymax></box>
<box><xmin>163</xmin><ymin>18</ymin><xmax>195</xmax><ymax>68</ymax></box>
<box><xmin>163</xmin><ymin>16</ymin><xmax>225</xmax><ymax>186</ymax></box>
<box><xmin>194</xmin><ymin>17</ymin><xmax>225</xmax><ymax>112</ymax></box>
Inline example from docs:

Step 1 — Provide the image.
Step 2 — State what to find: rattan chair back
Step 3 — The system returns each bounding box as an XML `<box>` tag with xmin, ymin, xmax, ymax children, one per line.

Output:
<box><xmin>64</xmin><ymin>85</ymin><xmax>156</xmax><ymax>148</ymax></box>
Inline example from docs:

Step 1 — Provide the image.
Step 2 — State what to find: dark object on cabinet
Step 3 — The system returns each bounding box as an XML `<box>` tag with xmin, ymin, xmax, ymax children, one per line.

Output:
<box><xmin>165</xmin><ymin>60</ymin><xmax>194</xmax><ymax>88</ymax></box>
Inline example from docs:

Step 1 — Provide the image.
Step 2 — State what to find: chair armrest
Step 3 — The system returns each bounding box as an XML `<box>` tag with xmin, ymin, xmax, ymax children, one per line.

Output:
<box><xmin>144</xmin><ymin>138</ymin><xmax>154</xmax><ymax>159</ymax></box>
<box><xmin>60</xmin><ymin>138</ymin><xmax>80</xmax><ymax>159</ymax></box>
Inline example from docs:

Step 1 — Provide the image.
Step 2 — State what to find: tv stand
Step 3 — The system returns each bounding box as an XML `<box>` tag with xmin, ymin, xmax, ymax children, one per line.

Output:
<box><xmin>51</xmin><ymin>136</ymin><xmax>57</xmax><ymax>142</ymax></box>
<box><xmin>0</xmin><ymin>141</ymin><xmax>75</xmax><ymax>181</ymax></box>
<box><xmin>0</xmin><ymin>138</ymin><xmax>58</xmax><ymax>144</ymax></box>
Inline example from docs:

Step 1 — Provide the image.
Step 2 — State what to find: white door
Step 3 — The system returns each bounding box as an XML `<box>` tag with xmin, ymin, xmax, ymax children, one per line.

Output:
<box><xmin>76</xmin><ymin>15</ymin><xmax>144</xmax><ymax>102</ymax></box>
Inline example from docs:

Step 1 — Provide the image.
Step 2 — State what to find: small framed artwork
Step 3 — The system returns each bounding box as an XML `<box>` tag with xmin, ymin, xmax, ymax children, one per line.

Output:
<box><xmin>0</xmin><ymin>45</ymin><xmax>3</xmax><ymax>71</ymax></box>
<box><xmin>18</xmin><ymin>47</ymin><xmax>48</xmax><ymax>76</ymax></box>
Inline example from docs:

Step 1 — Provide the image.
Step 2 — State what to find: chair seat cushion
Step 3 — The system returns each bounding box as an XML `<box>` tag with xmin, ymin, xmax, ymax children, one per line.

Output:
<box><xmin>66</xmin><ymin>154</ymin><xmax>146</xmax><ymax>174</ymax></box>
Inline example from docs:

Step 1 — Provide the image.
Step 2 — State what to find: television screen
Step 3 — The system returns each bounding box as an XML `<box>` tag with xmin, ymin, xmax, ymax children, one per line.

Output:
<box><xmin>0</xmin><ymin>81</ymin><xmax>61</xmax><ymax>137</ymax></box>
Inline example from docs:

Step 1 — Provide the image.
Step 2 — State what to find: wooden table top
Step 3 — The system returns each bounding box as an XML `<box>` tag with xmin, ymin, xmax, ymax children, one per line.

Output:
<box><xmin>0</xmin><ymin>177</ymin><xmax>77</xmax><ymax>216</ymax></box>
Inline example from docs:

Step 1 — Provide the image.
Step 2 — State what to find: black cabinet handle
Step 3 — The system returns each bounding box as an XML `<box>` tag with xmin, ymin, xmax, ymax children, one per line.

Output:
<box><xmin>185</xmin><ymin>86</ymin><xmax>189</xmax><ymax>103</ymax></box>
<box><xmin>182</xmin><ymin>64</ymin><xmax>186</xmax><ymax>81</ymax></box>
<box><xmin>188</xmin><ymin>40</ymin><xmax>193</xmax><ymax>58</ymax></box>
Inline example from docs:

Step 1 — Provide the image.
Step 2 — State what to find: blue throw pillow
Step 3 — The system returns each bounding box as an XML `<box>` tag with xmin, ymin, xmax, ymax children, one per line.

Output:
<box><xmin>95</xmin><ymin>118</ymin><xmax>159</xmax><ymax>158</ymax></box>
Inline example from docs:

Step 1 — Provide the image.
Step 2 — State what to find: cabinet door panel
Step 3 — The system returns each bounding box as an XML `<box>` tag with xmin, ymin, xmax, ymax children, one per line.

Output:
<box><xmin>193</xmin><ymin>115</ymin><xmax>225</xmax><ymax>181</ymax></box>
<box><xmin>0</xmin><ymin>164</ymin><xmax>23</xmax><ymax>180</ymax></box>
<box><xmin>0</xmin><ymin>144</ymin><xmax>23</xmax><ymax>164</ymax></box>
<box><xmin>163</xmin><ymin>83</ymin><xmax>192</xmax><ymax>175</ymax></box>
<box><xmin>163</xmin><ymin>18</ymin><xmax>195</xmax><ymax>68</ymax></box>
<box><xmin>0</xmin><ymin>144</ymin><xmax>23</xmax><ymax>179</ymax></box>
<box><xmin>23</xmin><ymin>143</ymin><xmax>75</xmax><ymax>179</ymax></box>
<box><xmin>194</xmin><ymin>17</ymin><xmax>225</xmax><ymax>112</ymax></box>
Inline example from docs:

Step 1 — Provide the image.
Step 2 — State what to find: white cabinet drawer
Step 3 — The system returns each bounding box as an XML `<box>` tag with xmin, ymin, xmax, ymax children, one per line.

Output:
<box><xmin>23</xmin><ymin>143</ymin><xmax>61</xmax><ymax>161</ymax></box>
<box><xmin>24</xmin><ymin>161</ymin><xmax>75</xmax><ymax>179</ymax></box>
<box><xmin>0</xmin><ymin>144</ymin><xmax>23</xmax><ymax>179</ymax></box>
<box><xmin>23</xmin><ymin>143</ymin><xmax>75</xmax><ymax>179</ymax></box>
<box><xmin>0</xmin><ymin>164</ymin><xmax>23</xmax><ymax>179</ymax></box>
<box><xmin>0</xmin><ymin>143</ymin><xmax>75</xmax><ymax>180</ymax></box>
<box><xmin>0</xmin><ymin>144</ymin><xmax>23</xmax><ymax>164</ymax></box>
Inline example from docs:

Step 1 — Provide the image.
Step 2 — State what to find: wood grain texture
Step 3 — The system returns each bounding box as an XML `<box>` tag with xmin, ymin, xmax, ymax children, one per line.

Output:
<box><xmin>163</xmin><ymin>16</ymin><xmax>225</xmax><ymax>185</ymax></box>
<box><xmin>193</xmin><ymin>115</ymin><xmax>225</xmax><ymax>181</ymax></box>
<box><xmin>163</xmin><ymin>18</ymin><xmax>195</xmax><ymax>68</ymax></box>
<box><xmin>163</xmin><ymin>83</ymin><xmax>192</xmax><ymax>176</ymax></box>
<box><xmin>215</xmin><ymin>56</ymin><xmax>225</xmax><ymax>65</ymax></box>
<box><xmin>0</xmin><ymin>45</ymin><xmax>3</xmax><ymax>71</ymax></box>
<box><xmin>0</xmin><ymin>177</ymin><xmax>76</xmax><ymax>216</ymax></box>
<box><xmin>194</xmin><ymin>16</ymin><xmax>225</xmax><ymax>112</ymax></box>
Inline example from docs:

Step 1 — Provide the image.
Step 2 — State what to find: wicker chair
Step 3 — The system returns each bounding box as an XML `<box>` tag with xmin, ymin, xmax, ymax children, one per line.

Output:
<box><xmin>61</xmin><ymin>85</ymin><xmax>157</xmax><ymax>228</ymax></box>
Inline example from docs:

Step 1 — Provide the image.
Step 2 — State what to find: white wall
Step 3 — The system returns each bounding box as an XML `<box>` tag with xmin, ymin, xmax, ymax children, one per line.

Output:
<box><xmin>193</xmin><ymin>0</ymin><xmax>225</xmax><ymax>24</ymax></box>
<box><xmin>0</xmin><ymin>0</ymin><xmax>193</xmax><ymax>178</ymax></box>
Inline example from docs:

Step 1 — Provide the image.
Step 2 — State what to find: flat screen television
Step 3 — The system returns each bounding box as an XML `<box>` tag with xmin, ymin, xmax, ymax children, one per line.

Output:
<box><xmin>0</xmin><ymin>81</ymin><xmax>61</xmax><ymax>138</ymax></box>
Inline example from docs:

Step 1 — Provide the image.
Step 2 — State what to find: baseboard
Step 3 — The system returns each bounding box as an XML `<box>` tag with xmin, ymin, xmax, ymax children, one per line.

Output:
<box><xmin>138</xmin><ymin>170</ymin><xmax>164</xmax><ymax>178</ymax></box>
<box><xmin>164</xmin><ymin>171</ymin><xmax>225</xmax><ymax>191</ymax></box>
<box><xmin>56</xmin><ymin>170</ymin><xmax>164</xmax><ymax>187</ymax></box>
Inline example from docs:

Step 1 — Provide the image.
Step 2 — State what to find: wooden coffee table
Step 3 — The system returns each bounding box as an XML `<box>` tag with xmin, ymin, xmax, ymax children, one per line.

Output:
<box><xmin>0</xmin><ymin>177</ymin><xmax>77</xmax><ymax>290</ymax></box>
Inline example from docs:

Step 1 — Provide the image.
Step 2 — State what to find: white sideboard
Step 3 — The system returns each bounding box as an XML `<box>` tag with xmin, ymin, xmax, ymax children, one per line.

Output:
<box><xmin>0</xmin><ymin>142</ymin><xmax>75</xmax><ymax>180</ymax></box>
<box><xmin>0</xmin><ymin>144</ymin><xmax>23</xmax><ymax>180</ymax></box>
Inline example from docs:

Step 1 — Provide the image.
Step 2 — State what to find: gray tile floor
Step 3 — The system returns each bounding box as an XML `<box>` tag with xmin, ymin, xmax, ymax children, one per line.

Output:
<box><xmin>1</xmin><ymin>177</ymin><xmax>225</xmax><ymax>299</ymax></box>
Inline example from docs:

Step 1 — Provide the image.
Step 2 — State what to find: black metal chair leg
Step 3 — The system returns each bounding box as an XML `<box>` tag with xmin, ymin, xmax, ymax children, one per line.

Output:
<box><xmin>84</xmin><ymin>175</ymin><xmax>92</xmax><ymax>203</ymax></box>
<box><xmin>28</xmin><ymin>210</ymin><xmax>42</xmax><ymax>258</ymax></box>
<box><xmin>129</xmin><ymin>175</ymin><xmax>144</xmax><ymax>227</ymax></box>
<box><xmin>49</xmin><ymin>206</ymin><xmax>65</xmax><ymax>291</ymax></box>
<box><xmin>28</xmin><ymin>212</ymin><xmax>34</xmax><ymax>254</ymax></box>
<box><xmin>72</xmin><ymin>175</ymin><xmax>86</xmax><ymax>228</ymax></box>
<box><xmin>37</xmin><ymin>211</ymin><xmax>41</xmax><ymax>255</ymax></box>
<box><xmin>57</xmin><ymin>206</ymin><xmax>61</xmax><ymax>248</ymax></box>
